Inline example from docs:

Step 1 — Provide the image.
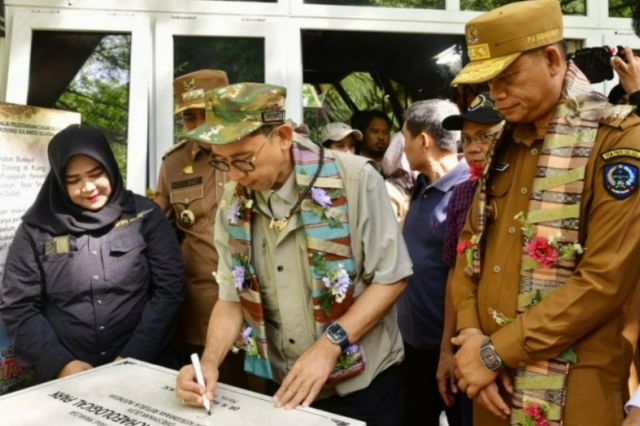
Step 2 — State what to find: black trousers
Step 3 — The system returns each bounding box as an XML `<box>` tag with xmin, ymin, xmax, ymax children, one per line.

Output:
<box><xmin>267</xmin><ymin>364</ymin><xmax>405</xmax><ymax>426</ymax></box>
<box><xmin>402</xmin><ymin>341</ymin><xmax>471</xmax><ymax>426</ymax></box>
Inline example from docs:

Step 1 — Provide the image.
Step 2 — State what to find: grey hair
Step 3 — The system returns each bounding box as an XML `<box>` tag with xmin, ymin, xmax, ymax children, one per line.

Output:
<box><xmin>403</xmin><ymin>99</ymin><xmax>460</xmax><ymax>153</ymax></box>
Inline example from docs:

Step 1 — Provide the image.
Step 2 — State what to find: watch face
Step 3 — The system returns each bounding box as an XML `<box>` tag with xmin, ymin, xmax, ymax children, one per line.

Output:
<box><xmin>480</xmin><ymin>344</ymin><xmax>502</xmax><ymax>371</ymax></box>
<box><xmin>327</xmin><ymin>323</ymin><xmax>348</xmax><ymax>343</ymax></box>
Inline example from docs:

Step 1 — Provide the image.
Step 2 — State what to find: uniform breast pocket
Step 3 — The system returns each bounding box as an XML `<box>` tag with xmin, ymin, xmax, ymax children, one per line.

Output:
<box><xmin>483</xmin><ymin>165</ymin><xmax>513</xmax><ymax>225</ymax></box>
<box><xmin>42</xmin><ymin>253</ymin><xmax>83</xmax><ymax>299</ymax></box>
<box><xmin>106</xmin><ymin>233</ymin><xmax>148</xmax><ymax>287</ymax></box>
<box><xmin>170</xmin><ymin>185</ymin><xmax>205</xmax><ymax>230</ymax></box>
<box><xmin>488</xmin><ymin>166</ymin><xmax>513</xmax><ymax>198</ymax></box>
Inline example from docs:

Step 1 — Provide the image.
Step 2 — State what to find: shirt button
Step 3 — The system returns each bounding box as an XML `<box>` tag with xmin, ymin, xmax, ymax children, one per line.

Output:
<box><xmin>531</xmin><ymin>148</ymin><xmax>539</xmax><ymax>155</ymax></box>
<box><xmin>100</xmin><ymin>352</ymin><xmax>106</xmax><ymax>356</ymax></box>
<box><xmin>98</xmin><ymin>325</ymin><xmax>105</xmax><ymax>331</ymax></box>
<box><xmin>91</xmin><ymin>250</ymin><xmax>98</xmax><ymax>255</ymax></box>
<box><xmin>92</xmin><ymin>275</ymin><xmax>100</xmax><ymax>280</ymax></box>
<box><xmin>520</xmin><ymin>187</ymin><xmax>528</xmax><ymax>195</ymax></box>
<box><xmin>508</xmin><ymin>226</ymin><xmax>516</xmax><ymax>234</ymax></box>
<box><xmin>97</xmin><ymin>299</ymin><xmax>103</xmax><ymax>305</ymax></box>
<box><xmin>277</xmin><ymin>265</ymin><xmax>284</xmax><ymax>272</ymax></box>
<box><xmin>493</xmin><ymin>265</ymin><xmax>502</xmax><ymax>273</ymax></box>
<box><xmin>288</xmin><ymin>338</ymin><xmax>295</xmax><ymax>344</ymax></box>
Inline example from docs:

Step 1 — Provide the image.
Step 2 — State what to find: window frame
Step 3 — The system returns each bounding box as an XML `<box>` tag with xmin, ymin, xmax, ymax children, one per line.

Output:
<box><xmin>151</xmin><ymin>14</ymin><xmax>287</xmax><ymax>187</ymax></box>
<box><xmin>5</xmin><ymin>7</ymin><xmax>151</xmax><ymax>194</ymax></box>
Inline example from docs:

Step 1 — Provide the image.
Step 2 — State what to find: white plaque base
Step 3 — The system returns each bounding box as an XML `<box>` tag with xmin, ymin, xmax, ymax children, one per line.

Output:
<box><xmin>0</xmin><ymin>359</ymin><xmax>365</xmax><ymax>426</ymax></box>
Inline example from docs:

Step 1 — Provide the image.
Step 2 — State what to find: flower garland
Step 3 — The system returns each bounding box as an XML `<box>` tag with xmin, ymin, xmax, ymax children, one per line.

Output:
<box><xmin>335</xmin><ymin>343</ymin><xmax>362</xmax><ymax>369</ymax></box>
<box><xmin>302</xmin><ymin>187</ymin><xmax>343</xmax><ymax>229</ymax></box>
<box><xmin>226</xmin><ymin>195</ymin><xmax>253</xmax><ymax>225</ymax></box>
<box><xmin>226</xmin><ymin>185</ymin><xmax>354</xmax><ymax>354</ymax></box>
<box><xmin>514</xmin><ymin>212</ymin><xmax>584</xmax><ymax>270</ymax></box>
<box><xmin>231</xmin><ymin>326</ymin><xmax>261</xmax><ymax>358</ymax></box>
<box><xmin>523</xmin><ymin>399</ymin><xmax>550</xmax><ymax>426</ymax></box>
<box><xmin>456</xmin><ymin>234</ymin><xmax>481</xmax><ymax>276</ymax></box>
<box><xmin>312</xmin><ymin>252</ymin><xmax>353</xmax><ymax>314</ymax></box>
<box><xmin>468</xmin><ymin>161</ymin><xmax>484</xmax><ymax>182</ymax></box>
<box><xmin>231</xmin><ymin>252</ymin><xmax>253</xmax><ymax>292</ymax></box>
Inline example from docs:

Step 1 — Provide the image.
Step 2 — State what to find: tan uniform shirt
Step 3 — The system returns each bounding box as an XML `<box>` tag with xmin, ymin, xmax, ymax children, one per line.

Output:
<box><xmin>452</xmin><ymin>115</ymin><xmax>640</xmax><ymax>426</ymax></box>
<box><xmin>155</xmin><ymin>139</ymin><xmax>228</xmax><ymax>346</ymax></box>
<box><xmin>215</xmin><ymin>135</ymin><xmax>413</xmax><ymax>396</ymax></box>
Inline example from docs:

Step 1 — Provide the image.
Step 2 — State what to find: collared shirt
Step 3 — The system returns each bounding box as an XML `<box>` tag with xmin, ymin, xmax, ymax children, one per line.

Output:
<box><xmin>155</xmin><ymin>139</ymin><xmax>228</xmax><ymax>346</ymax></box>
<box><xmin>215</xmin><ymin>135</ymin><xmax>413</xmax><ymax>395</ymax></box>
<box><xmin>0</xmin><ymin>195</ymin><xmax>184</xmax><ymax>382</ymax></box>
<box><xmin>452</xmin><ymin>117</ymin><xmax>640</xmax><ymax>425</ymax></box>
<box><xmin>396</xmin><ymin>159</ymin><xmax>469</xmax><ymax>348</ymax></box>
<box><xmin>442</xmin><ymin>179</ymin><xmax>476</xmax><ymax>267</ymax></box>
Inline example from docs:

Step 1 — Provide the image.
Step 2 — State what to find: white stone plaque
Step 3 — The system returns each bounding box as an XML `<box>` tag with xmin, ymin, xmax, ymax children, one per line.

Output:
<box><xmin>0</xmin><ymin>359</ymin><xmax>365</xmax><ymax>426</ymax></box>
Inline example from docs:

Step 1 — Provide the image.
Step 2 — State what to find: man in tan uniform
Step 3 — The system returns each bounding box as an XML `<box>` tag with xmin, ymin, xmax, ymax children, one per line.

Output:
<box><xmin>155</xmin><ymin>70</ymin><xmax>247</xmax><ymax>386</ymax></box>
<box><xmin>174</xmin><ymin>83</ymin><xmax>412</xmax><ymax>424</ymax></box>
<box><xmin>449</xmin><ymin>1</ymin><xmax>640</xmax><ymax>425</ymax></box>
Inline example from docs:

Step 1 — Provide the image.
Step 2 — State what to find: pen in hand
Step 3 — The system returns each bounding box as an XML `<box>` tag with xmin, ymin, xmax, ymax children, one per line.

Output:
<box><xmin>190</xmin><ymin>353</ymin><xmax>212</xmax><ymax>415</ymax></box>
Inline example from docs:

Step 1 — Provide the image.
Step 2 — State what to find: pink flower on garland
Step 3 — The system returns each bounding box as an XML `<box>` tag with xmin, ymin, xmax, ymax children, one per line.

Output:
<box><xmin>469</xmin><ymin>161</ymin><xmax>484</xmax><ymax>182</ymax></box>
<box><xmin>524</xmin><ymin>402</ymin><xmax>549</xmax><ymax>426</ymax></box>
<box><xmin>456</xmin><ymin>239</ymin><xmax>473</xmax><ymax>255</ymax></box>
<box><xmin>526</xmin><ymin>236</ymin><xmax>559</xmax><ymax>268</ymax></box>
<box><xmin>525</xmin><ymin>404</ymin><xmax>543</xmax><ymax>418</ymax></box>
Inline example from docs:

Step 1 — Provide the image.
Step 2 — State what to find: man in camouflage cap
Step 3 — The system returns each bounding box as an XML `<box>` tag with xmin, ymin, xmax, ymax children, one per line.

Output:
<box><xmin>154</xmin><ymin>69</ymin><xmax>249</xmax><ymax>388</ymax></box>
<box><xmin>449</xmin><ymin>1</ymin><xmax>640</xmax><ymax>425</ymax></box>
<box><xmin>175</xmin><ymin>82</ymin><xmax>413</xmax><ymax>424</ymax></box>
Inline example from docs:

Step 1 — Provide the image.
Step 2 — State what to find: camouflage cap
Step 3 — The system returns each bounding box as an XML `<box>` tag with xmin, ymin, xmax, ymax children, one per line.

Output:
<box><xmin>173</xmin><ymin>69</ymin><xmax>229</xmax><ymax>115</ymax></box>
<box><xmin>187</xmin><ymin>83</ymin><xmax>287</xmax><ymax>145</ymax></box>
<box><xmin>452</xmin><ymin>0</ymin><xmax>563</xmax><ymax>86</ymax></box>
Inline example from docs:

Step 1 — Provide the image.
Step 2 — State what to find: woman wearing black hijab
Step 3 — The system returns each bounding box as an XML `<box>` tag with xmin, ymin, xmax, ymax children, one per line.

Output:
<box><xmin>0</xmin><ymin>124</ymin><xmax>184</xmax><ymax>382</ymax></box>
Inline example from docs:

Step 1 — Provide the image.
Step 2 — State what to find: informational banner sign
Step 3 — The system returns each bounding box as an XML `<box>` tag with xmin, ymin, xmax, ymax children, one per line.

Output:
<box><xmin>0</xmin><ymin>359</ymin><xmax>365</xmax><ymax>426</ymax></box>
<box><xmin>0</xmin><ymin>102</ymin><xmax>80</xmax><ymax>394</ymax></box>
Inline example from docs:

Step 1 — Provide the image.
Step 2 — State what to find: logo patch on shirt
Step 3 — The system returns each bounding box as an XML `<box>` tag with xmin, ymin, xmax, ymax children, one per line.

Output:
<box><xmin>603</xmin><ymin>162</ymin><xmax>638</xmax><ymax>199</ymax></box>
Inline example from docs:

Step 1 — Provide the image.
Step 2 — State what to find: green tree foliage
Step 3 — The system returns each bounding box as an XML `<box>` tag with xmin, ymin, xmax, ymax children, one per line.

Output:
<box><xmin>369</xmin><ymin>0</ymin><xmax>444</xmax><ymax>7</ymax></box>
<box><xmin>55</xmin><ymin>35</ymin><xmax>131</xmax><ymax>182</ymax></box>
<box><xmin>172</xmin><ymin>37</ymin><xmax>265</xmax><ymax>142</ymax></box>
<box><xmin>461</xmin><ymin>0</ymin><xmax>585</xmax><ymax>14</ymax></box>
<box><xmin>609</xmin><ymin>0</ymin><xmax>635</xmax><ymax>17</ymax></box>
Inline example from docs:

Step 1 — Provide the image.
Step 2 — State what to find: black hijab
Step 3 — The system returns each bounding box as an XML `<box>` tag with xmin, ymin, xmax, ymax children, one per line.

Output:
<box><xmin>22</xmin><ymin>124</ymin><xmax>131</xmax><ymax>234</ymax></box>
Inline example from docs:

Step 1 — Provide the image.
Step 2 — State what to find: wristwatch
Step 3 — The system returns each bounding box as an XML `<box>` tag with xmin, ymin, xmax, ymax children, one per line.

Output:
<box><xmin>479</xmin><ymin>338</ymin><xmax>503</xmax><ymax>371</ymax></box>
<box><xmin>325</xmin><ymin>322</ymin><xmax>350</xmax><ymax>353</ymax></box>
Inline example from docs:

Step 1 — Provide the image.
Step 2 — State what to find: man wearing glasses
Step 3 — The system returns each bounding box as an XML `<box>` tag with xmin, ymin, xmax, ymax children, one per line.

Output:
<box><xmin>154</xmin><ymin>70</ymin><xmax>248</xmax><ymax>388</ymax></box>
<box><xmin>175</xmin><ymin>82</ymin><xmax>412</xmax><ymax>425</ymax></box>
<box><xmin>436</xmin><ymin>92</ymin><xmax>504</xmax><ymax>426</ymax></box>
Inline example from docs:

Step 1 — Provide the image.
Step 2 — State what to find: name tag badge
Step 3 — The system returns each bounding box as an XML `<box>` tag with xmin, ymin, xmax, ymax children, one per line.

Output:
<box><xmin>44</xmin><ymin>235</ymin><xmax>70</xmax><ymax>255</ymax></box>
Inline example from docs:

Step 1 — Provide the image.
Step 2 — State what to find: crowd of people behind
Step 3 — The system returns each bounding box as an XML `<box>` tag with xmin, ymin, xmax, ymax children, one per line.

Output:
<box><xmin>5</xmin><ymin>0</ymin><xmax>640</xmax><ymax>425</ymax></box>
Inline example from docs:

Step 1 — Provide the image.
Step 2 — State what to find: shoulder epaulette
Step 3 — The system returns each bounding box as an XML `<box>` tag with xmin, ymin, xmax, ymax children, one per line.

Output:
<box><xmin>162</xmin><ymin>139</ymin><xmax>189</xmax><ymax>160</ymax></box>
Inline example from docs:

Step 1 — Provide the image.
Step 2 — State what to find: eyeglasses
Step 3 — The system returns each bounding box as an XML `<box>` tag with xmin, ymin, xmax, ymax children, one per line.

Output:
<box><xmin>208</xmin><ymin>134</ymin><xmax>270</xmax><ymax>172</ymax></box>
<box><xmin>460</xmin><ymin>129</ymin><xmax>501</xmax><ymax>148</ymax></box>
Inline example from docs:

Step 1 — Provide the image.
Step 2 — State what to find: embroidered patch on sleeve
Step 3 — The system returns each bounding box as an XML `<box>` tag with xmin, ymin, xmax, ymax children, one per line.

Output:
<box><xmin>601</xmin><ymin>148</ymin><xmax>640</xmax><ymax>161</ymax></box>
<box><xmin>603</xmin><ymin>162</ymin><xmax>638</xmax><ymax>200</ymax></box>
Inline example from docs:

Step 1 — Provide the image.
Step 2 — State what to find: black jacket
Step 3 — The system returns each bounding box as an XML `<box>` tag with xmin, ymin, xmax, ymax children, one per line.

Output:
<box><xmin>0</xmin><ymin>195</ymin><xmax>184</xmax><ymax>381</ymax></box>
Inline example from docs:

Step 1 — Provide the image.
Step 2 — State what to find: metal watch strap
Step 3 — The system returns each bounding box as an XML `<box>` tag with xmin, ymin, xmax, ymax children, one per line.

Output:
<box><xmin>479</xmin><ymin>338</ymin><xmax>503</xmax><ymax>371</ymax></box>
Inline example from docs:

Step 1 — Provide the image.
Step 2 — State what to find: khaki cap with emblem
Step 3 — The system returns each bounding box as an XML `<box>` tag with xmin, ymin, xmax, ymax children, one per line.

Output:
<box><xmin>452</xmin><ymin>0</ymin><xmax>564</xmax><ymax>86</ymax></box>
<box><xmin>187</xmin><ymin>83</ymin><xmax>287</xmax><ymax>145</ymax></box>
<box><xmin>174</xmin><ymin>69</ymin><xmax>230</xmax><ymax>115</ymax></box>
